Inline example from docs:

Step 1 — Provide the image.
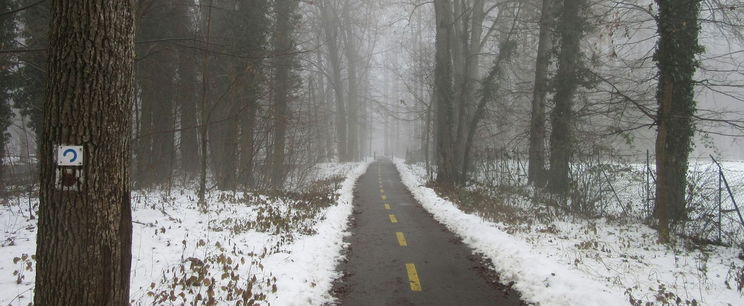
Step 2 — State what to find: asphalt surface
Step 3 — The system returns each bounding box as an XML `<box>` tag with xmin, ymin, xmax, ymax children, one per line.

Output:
<box><xmin>334</xmin><ymin>160</ymin><xmax>524</xmax><ymax>306</ymax></box>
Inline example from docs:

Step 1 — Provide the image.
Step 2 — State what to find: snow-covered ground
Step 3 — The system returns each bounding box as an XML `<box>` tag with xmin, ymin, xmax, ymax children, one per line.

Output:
<box><xmin>473</xmin><ymin>157</ymin><xmax>744</xmax><ymax>245</ymax></box>
<box><xmin>4</xmin><ymin>158</ymin><xmax>742</xmax><ymax>305</ymax></box>
<box><xmin>0</xmin><ymin>161</ymin><xmax>369</xmax><ymax>305</ymax></box>
<box><xmin>395</xmin><ymin>159</ymin><xmax>744</xmax><ymax>306</ymax></box>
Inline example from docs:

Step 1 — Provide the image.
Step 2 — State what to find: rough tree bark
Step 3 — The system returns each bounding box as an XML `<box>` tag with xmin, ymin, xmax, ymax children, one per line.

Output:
<box><xmin>528</xmin><ymin>0</ymin><xmax>554</xmax><ymax>187</ymax></box>
<box><xmin>547</xmin><ymin>0</ymin><xmax>584</xmax><ymax>196</ymax></box>
<box><xmin>35</xmin><ymin>0</ymin><xmax>134</xmax><ymax>304</ymax></box>
<box><xmin>654</xmin><ymin>0</ymin><xmax>702</xmax><ymax>242</ymax></box>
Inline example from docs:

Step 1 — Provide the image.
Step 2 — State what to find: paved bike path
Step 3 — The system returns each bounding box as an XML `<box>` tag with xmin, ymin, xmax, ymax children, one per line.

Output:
<box><xmin>335</xmin><ymin>160</ymin><xmax>523</xmax><ymax>305</ymax></box>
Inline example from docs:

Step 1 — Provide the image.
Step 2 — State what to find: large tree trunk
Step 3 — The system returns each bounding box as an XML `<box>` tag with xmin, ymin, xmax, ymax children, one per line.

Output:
<box><xmin>270</xmin><ymin>0</ymin><xmax>297</xmax><ymax>188</ymax></box>
<box><xmin>35</xmin><ymin>0</ymin><xmax>134</xmax><ymax>304</ymax></box>
<box><xmin>547</xmin><ymin>0</ymin><xmax>584</xmax><ymax>196</ymax></box>
<box><xmin>528</xmin><ymin>0</ymin><xmax>554</xmax><ymax>187</ymax></box>
<box><xmin>654</xmin><ymin>0</ymin><xmax>702</xmax><ymax>242</ymax></box>
<box><xmin>433</xmin><ymin>0</ymin><xmax>456</xmax><ymax>186</ymax></box>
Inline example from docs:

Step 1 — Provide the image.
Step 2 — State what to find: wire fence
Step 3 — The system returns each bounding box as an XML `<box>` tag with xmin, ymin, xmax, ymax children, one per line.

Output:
<box><xmin>467</xmin><ymin>147</ymin><xmax>744</xmax><ymax>247</ymax></box>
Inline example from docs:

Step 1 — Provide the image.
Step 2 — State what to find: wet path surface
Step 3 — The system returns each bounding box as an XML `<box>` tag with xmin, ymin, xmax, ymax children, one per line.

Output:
<box><xmin>335</xmin><ymin>160</ymin><xmax>523</xmax><ymax>306</ymax></box>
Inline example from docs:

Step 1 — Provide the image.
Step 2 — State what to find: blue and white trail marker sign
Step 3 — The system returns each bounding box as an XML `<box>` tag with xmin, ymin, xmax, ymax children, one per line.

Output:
<box><xmin>57</xmin><ymin>145</ymin><xmax>83</xmax><ymax>166</ymax></box>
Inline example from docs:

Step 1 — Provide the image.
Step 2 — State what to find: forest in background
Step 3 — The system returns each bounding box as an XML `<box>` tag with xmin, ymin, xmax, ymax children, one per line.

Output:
<box><xmin>0</xmin><ymin>0</ymin><xmax>743</xmax><ymax>242</ymax></box>
<box><xmin>1</xmin><ymin>0</ymin><xmax>744</xmax><ymax>304</ymax></box>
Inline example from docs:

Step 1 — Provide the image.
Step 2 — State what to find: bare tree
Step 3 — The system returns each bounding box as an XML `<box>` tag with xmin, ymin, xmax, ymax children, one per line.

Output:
<box><xmin>433</xmin><ymin>0</ymin><xmax>456</xmax><ymax>186</ymax></box>
<box><xmin>319</xmin><ymin>0</ymin><xmax>349</xmax><ymax>162</ymax></box>
<box><xmin>547</xmin><ymin>0</ymin><xmax>586</xmax><ymax>196</ymax></box>
<box><xmin>527</xmin><ymin>0</ymin><xmax>554</xmax><ymax>187</ymax></box>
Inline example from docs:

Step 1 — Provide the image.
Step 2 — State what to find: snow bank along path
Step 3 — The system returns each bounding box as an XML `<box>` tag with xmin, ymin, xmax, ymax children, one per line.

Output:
<box><xmin>266</xmin><ymin>161</ymin><xmax>370</xmax><ymax>305</ymax></box>
<box><xmin>393</xmin><ymin>160</ymin><xmax>627</xmax><ymax>306</ymax></box>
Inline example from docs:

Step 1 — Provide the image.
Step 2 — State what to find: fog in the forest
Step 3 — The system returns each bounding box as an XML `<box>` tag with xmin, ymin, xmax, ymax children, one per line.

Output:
<box><xmin>2</xmin><ymin>0</ymin><xmax>744</xmax><ymax>188</ymax></box>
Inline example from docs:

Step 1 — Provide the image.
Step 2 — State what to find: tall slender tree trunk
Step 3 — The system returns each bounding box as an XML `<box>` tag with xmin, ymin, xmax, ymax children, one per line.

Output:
<box><xmin>0</xmin><ymin>0</ymin><xmax>14</xmax><ymax>193</ymax></box>
<box><xmin>654</xmin><ymin>0</ymin><xmax>702</xmax><ymax>242</ymax></box>
<box><xmin>136</xmin><ymin>1</ymin><xmax>178</xmax><ymax>187</ymax></box>
<box><xmin>136</xmin><ymin>69</ymin><xmax>154</xmax><ymax>188</ymax></box>
<box><xmin>313</xmin><ymin>40</ymin><xmax>331</xmax><ymax>161</ymax></box>
<box><xmin>219</xmin><ymin>71</ymin><xmax>239</xmax><ymax>190</ymax></box>
<box><xmin>151</xmin><ymin>59</ymin><xmax>176</xmax><ymax>183</ymax></box>
<box><xmin>461</xmin><ymin>39</ymin><xmax>517</xmax><ymax>186</ymax></box>
<box><xmin>239</xmin><ymin>84</ymin><xmax>259</xmax><ymax>189</ymax></box>
<box><xmin>547</xmin><ymin>0</ymin><xmax>584</xmax><ymax>196</ymax></box>
<box><xmin>35</xmin><ymin>0</ymin><xmax>134</xmax><ymax>303</ymax></box>
<box><xmin>451</xmin><ymin>0</ymin><xmax>468</xmax><ymax>169</ymax></box>
<box><xmin>454</xmin><ymin>0</ymin><xmax>486</xmax><ymax>185</ymax></box>
<box><xmin>320</xmin><ymin>0</ymin><xmax>347</xmax><ymax>162</ymax></box>
<box><xmin>528</xmin><ymin>0</ymin><xmax>554</xmax><ymax>187</ymax></box>
<box><xmin>177</xmin><ymin>54</ymin><xmax>200</xmax><ymax>176</ymax></box>
<box><xmin>343</xmin><ymin>1</ymin><xmax>359</xmax><ymax>161</ymax></box>
<box><xmin>197</xmin><ymin>0</ymin><xmax>213</xmax><ymax>207</ymax></box>
<box><xmin>433</xmin><ymin>0</ymin><xmax>456</xmax><ymax>186</ymax></box>
<box><xmin>175</xmin><ymin>0</ymin><xmax>200</xmax><ymax>176</ymax></box>
<box><xmin>270</xmin><ymin>0</ymin><xmax>297</xmax><ymax>188</ymax></box>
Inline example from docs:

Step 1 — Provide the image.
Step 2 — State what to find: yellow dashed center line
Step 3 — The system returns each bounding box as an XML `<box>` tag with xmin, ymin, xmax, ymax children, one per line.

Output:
<box><xmin>388</xmin><ymin>214</ymin><xmax>398</xmax><ymax>223</ymax></box>
<box><xmin>405</xmin><ymin>263</ymin><xmax>422</xmax><ymax>291</ymax></box>
<box><xmin>396</xmin><ymin>232</ymin><xmax>408</xmax><ymax>246</ymax></box>
<box><xmin>377</xmin><ymin>165</ymin><xmax>423</xmax><ymax>292</ymax></box>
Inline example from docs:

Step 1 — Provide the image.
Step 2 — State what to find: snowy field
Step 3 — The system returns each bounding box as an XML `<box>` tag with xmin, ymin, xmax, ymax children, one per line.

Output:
<box><xmin>395</xmin><ymin>159</ymin><xmax>744</xmax><ymax>305</ymax></box>
<box><xmin>3</xmin><ymin>158</ymin><xmax>742</xmax><ymax>305</ymax></box>
<box><xmin>0</xmin><ymin>161</ymin><xmax>369</xmax><ymax>305</ymax></box>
